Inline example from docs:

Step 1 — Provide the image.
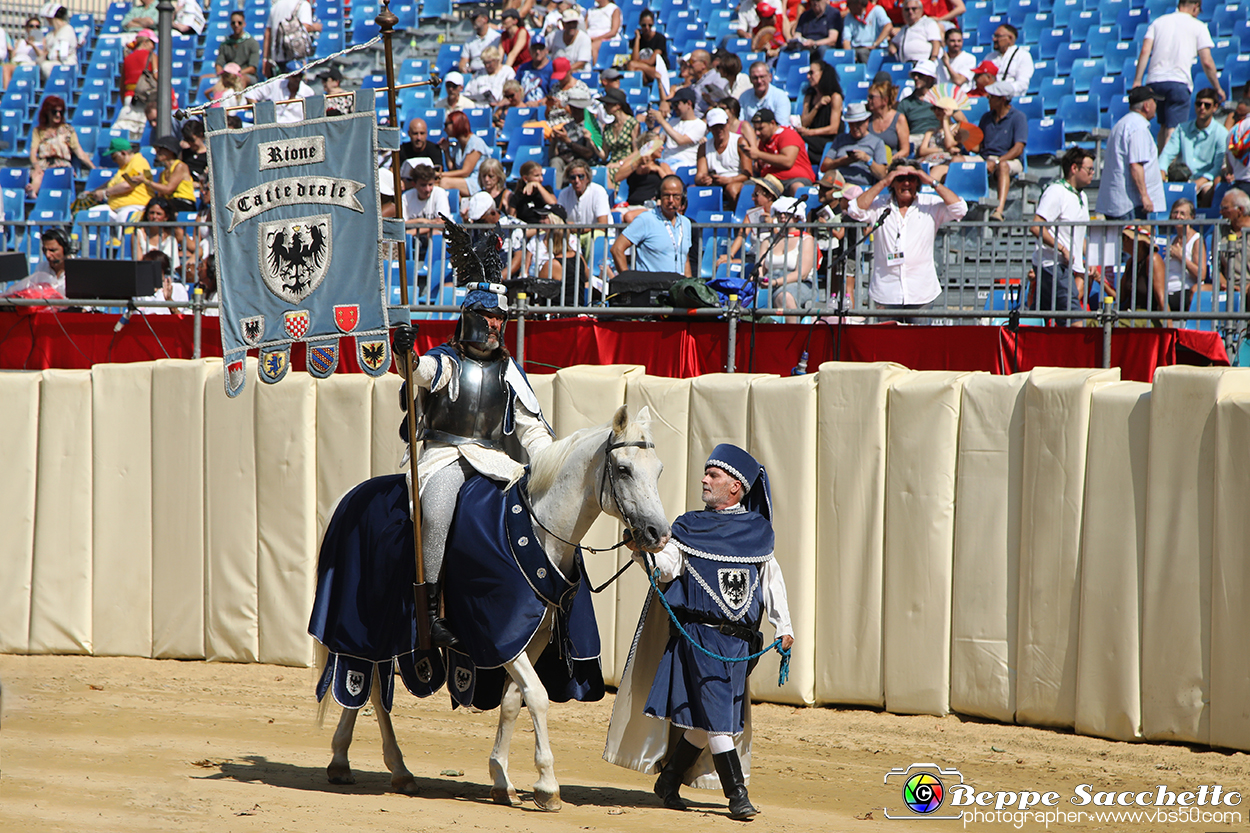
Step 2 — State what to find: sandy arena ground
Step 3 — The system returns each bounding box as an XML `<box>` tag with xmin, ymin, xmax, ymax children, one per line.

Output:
<box><xmin>1</xmin><ymin>655</ymin><xmax>1248</xmax><ymax>833</ymax></box>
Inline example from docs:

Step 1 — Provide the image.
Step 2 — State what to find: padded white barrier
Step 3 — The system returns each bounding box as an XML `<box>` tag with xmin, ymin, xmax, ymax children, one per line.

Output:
<box><xmin>30</xmin><ymin>369</ymin><xmax>94</xmax><ymax>655</ymax></box>
<box><xmin>686</xmin><ymin>374</ymin><xmax>766</xmax><ymax>511</ymax></box>
<box><xmin>552</xmin><ymin>365</ymin><xmax>643</xmax><ymax>687</ymax></box>
<box><xmin>0</xmin><ymin>372</ymin><xmax>41</xmax><ymax>654</ymax></box>
<box><xmin>1075</xmin><ymin>381</ymin><xmax>1151</xmax><ymax>742</ymax></box>
<box><xmin>620</xmin><ymin>375</ymin><xmax>692</xmax><ymax>683</ymax></box>
<box><xmin>883</xmin><ymin>371</ymin><xmax>975</xmax><ymax>715</ymax></box>
<box><xmin>316</xmin><ymin>374</ymin><xmax>374</xmax><ymax>535</ymax></box>
<box><xmin>814</xmin><ymin>362</ymin><xmax>911</xmax><ymax>707</ymax></box>
<box><xmin>950</xmin><ymin>373</ymin><xmax>1028</xmax><ymax>724</ymax></box>
<box><xmin>1141</xmin><ymin>368</ymin><xmax>1250</xmax><ymax>745</ymax></box>
<box><xmin>151</xmin><ymin>359</ymin><xmax>211</xmax><ymax>659</ymax></box>
<box><xmin>749</xmin><ymin>374</ymin><xmax>818</xmax><ymax>706</ymax></box>
<box><xmin>370</xmin><ymin>373</ymin><xmax>404</xmax><ymax>478</ymax></box>
<box><xmin>91</xmin><ymin>362</ymin><xmax>155</xmax><ymax>658</ymax></box>
<box><xmin>1015</xmin><ymin>367</ymin><xmax>1119</xmax><ymax>729</ymax></box>
<box><xmin>203</xmin><ymin>358</ymin><xmax>260</xmax><ymax>662</ymax></box>
<box><xmin>527</xmin><ymin>370</ymin><xmax>555</xmax><ymax>422</ymax></box>
<box><xmin>255</xmin><ymin>373</ymin><xmax>318</xmax><ymax>667</ymax></box>
<box><xmin>1211</xmin><ymin>390</ymin><xmax>1250</xmax><ymax>751</ymax></box>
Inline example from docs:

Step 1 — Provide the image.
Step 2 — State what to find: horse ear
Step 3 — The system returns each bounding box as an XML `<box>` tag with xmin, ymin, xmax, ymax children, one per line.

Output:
<box><xmin>612</xmin><ymin>404</ymin><xmax>629</xmax><ymax>435</ymax></box>
<box><xmin>637</xmin><ymin>404</ymin><xmax>652</xmax><ymax>424</ymax></box>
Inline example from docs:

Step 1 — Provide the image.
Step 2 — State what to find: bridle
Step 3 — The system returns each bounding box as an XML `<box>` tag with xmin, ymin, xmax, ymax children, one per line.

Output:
<box><xmin>518</xmin><ymin>431</ymin><xmax>656</xmax><ymax>556</ymax></box>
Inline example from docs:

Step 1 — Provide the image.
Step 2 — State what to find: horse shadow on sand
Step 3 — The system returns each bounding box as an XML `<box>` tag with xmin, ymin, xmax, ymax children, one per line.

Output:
<box><xmin>195</xmin><ymin>755</ymin><xmax>688</xmax><ymax>811</ymax></box>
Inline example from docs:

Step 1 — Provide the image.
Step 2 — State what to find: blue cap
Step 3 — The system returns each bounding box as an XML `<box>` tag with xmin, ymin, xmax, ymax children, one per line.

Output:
<box><xmin>531</xmin><ymin>34</ymin><xmax>546</xmax><ymax>48</ymax></box>
<box><xmin>706</xmin><ymin>443</ymin><xmax>771</xmax><ymax>520</ymax></box>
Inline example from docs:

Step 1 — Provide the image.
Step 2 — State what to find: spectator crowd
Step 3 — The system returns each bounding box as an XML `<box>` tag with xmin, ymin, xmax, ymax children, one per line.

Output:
<box><xmin>3</xmin><ymin>0</ymin><xmax>1250</xmax><ymax>322</ymax></box>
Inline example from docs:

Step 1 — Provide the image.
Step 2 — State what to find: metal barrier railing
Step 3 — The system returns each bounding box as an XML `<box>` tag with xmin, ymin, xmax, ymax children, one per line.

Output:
<box><xmin>4</xmin><ymin>215</ymin><xmax>1249</xmax><ymax>369</ymax></box>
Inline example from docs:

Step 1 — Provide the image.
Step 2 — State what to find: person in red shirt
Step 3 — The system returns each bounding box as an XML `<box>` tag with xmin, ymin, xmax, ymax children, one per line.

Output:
<box><xmin>121</xmin><ymin>29</ymin><xmax>156</xmax><ymax>104</ymax></box>
<box><xmin>741</xmin><ymin>107</ymin><xmax>816</xmax><ymax>194</ymax></box>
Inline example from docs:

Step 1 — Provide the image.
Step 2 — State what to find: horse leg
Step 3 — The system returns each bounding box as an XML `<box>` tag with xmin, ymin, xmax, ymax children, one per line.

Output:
<box><xmin>489</xmin><ymin>676</ymin><xmax>524</xmax><ymax>806</ymax></box>
<box><xmin>327</xmin><ymin>706</ymin><xmax>359</xmax><ymax>785</ymax></box>
<box><xmin>505</xmin><ymin>654</ymin><xmax>561</xmax><ymax>811</ymax></box>
<box><xmin>371</xmin><ymin>673</ymin><xmax>419</xmax><ymax>796</ymax></box>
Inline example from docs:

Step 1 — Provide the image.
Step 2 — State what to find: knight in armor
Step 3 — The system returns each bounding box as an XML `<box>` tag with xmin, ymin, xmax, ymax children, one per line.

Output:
<box><xmin>392</xmin><ymin>282</ymin><xmax>553</xmax><ymax>649</ymax></box>
<box><xmin>603</xmin><ymin>444</ymin><xmax>794</xmax><ymax>821</ymax></box>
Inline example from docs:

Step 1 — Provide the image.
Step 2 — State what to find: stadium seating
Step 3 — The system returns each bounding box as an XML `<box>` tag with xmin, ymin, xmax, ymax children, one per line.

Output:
<box><xmin>944</xmin><ymin>161</ymin><xmax>991</xmax><ymax>204</ymax></box>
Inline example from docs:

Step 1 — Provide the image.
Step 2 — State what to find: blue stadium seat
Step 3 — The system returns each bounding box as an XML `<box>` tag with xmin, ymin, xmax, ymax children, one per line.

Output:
<box><xmin>75</xmin><ymin>125</ymin><xmax>100</xmax><ymax>160</ymax></box>
<box><xmin>1019</xmin><ymin>12</ymin><xmax>1052</xmax><ymax>44</ymax></box>
<box><xmin>880</xmin><ymin>63</ymin><xmax>910</xmax><ymax>88</ymax></box>
<box><xmin>976</xmin><ymin>15</ymin><xmax>1005</xmax><ymax>48</ymax></box>
<box><xmin>1026</xmin><ymin>117</ymin><xmax>1064</xmax><ymax>162</ymax></box>
<box><xmin>1163</xmin><ymin>182</ymin><xmax>1197</xmax><ymax>212</ymax></box>
<box><xmin>1037</xmin><ymin>29</ymin><xmax>1066</xmax><ymax>62</ymax></box>
<box><xmin>1051</xmin><ymin>0</ymin><xmax>1082</xmax><ymax>25</ymax></box>
<box><xmin>31</xmin><ymin>188</ymin><xmax>72</xmax><ymax>221</ymax></box>
<box><xmin>1037</xmin><ymin>77</ymin><xmax>1074</xmax><ymax>111</ymax></box>
<box><xmin>674</xmin><ymin>166</ymin><xmax>697</xmax><ymax>186</ymax></box>
<box><xmin>1013</xmin><ymin>95</ymin><xmax>1044</xmax><ymax>121</ymax></box>
<box><xmin>502</xmin><ymin>125</ymin><xmax>544</xmax><ymax>164</ymax></box>
<box><xmin>964</xmin><ymin>96</ymin><xmax>990</xmax><ymax>124</ymax></box>
<box><xmin>1211</xmin><ymin>3</ymin><xmax>1243</xmax><ymax>36</ymax></box>
<box><xmin>686</xmin><ymin>186</ymin><xmax>722</xmax><ymax>218</ymax></box>
<box><xmin>1070</xmin><ymin>60</ymin><xmax>1106</xmax><ymax>94</ymax></box>
<box><xmin>1090</xmin><ymin>76</ymin><xmax>1122</xmax><ymax>112</ymax></box>
<box><xmin>944</xmin><ymin>161</ymin><xmax>990</xmax><ymax>203</ymax></box>
<box><xmin>1223</xmin><ymin>54</ymin><xmax>1250</xmax><ymax>99</ymax></box>
<box><xmin>1086</xmin><ymin>24</ymin><xmax>1119</xmax><ymax>58</ymax></box>
<box><xmin>1209</xmin><ymin>38</ymin><xmax>1242</xmax><ymax>69</ymax></box>
<box><xmin>1102</xmin><ymin>40</ymin><xmax>1135</xmax><ymax>72</ymax></box>
<box><xmin>400</xmin><ymin>58</ymin><xmax>430</xmax><ymax>83</ymax></box>
<box><xmin>1107</xmin><ymin>95</ymin><xmax>1131</xmax><ymax>126</ymax></box>
<box><xmin>1117</xmin><ymin>6</ymin><xmax>1149</xmax><ymax>39</ymax></box>
<box><xmin>0</xmin><ymin>168</ymin><xmax>29</xmax><ymax>193</ymax></box>
<box><xmin>463</xmin><ymin>107</ymin><xmax>492</xmax><ymax>133</ymax></box>
<box><xmin>1056</xmin><ymin>94</ymin><xmax>1101</xmax><ymax>138</ymax></box>
<box><xmin>0</xmin><ymin>124</ymin><xmax>28</xmax><ymax>161</ymax></box>
<box><xmin>733</xmin><ymin>181</ymin><xmax>755</xmax><ymax>220</ymax></box>
<box><xmin>509</xmin><ymin>144</ymin><xmax>545</xmax><ymax>176</ymax></box>
<box><xmin>2</xmin><ymin>189</ymin><xmax>24</xmax><ymax>246</ymax></box>
<box><xmin>85</xmin><ymin>168</ymin><xmax>116</xmax><ymax>192</ymax></box>
<box><xmin>434</xmin><ymin>43</ymin><xmax>462</xmax><ymax>77</ymax></box>
<box><xmin>1053</xmin><ymin>42</ymin><xmax>1089</xmax><ymax>76</ymax></box>
<box><xmin>697</xmin><ymin>211</ymin><xmax>733</xmax><ymax>278</ymax></box>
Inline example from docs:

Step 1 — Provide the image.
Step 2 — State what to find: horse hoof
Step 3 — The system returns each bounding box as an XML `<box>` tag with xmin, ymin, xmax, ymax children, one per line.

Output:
<box><xmin>491</xmin><ymin>787</ymin><xmax>522</xmax><ymax>807</ymax></box>
<box><xmin>327</xmin><ymin>764</ymin><xmax>355</xmax><ymax>785</ymax></box>
<box><xmin>392</xmin><ymin>774</ymin><xmax>420</xmax><ymax>796</ymax></box>
<box><xmin>533</xmin><ymin>788</ymin><xmax>562</xmax><ymax>811</ymax></box>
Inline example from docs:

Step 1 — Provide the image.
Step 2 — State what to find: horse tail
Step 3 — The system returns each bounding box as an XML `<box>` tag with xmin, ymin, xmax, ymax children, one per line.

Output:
<box><xmin>314</xmin><ymin>642</ymin><xmax>332</xmax><ymax>728</ymax></box>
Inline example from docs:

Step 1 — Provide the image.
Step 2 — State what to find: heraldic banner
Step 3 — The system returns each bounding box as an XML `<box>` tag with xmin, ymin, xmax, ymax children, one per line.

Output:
<box><xmin>205</xmin><ymin>91</ymin><xmax>406</xmax><ymax>396</ymax></box>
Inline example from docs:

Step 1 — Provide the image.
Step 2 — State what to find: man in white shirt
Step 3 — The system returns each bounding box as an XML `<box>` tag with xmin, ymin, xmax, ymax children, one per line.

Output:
<box><xmin>556</xmin><ymin>160</ymin><xmax>611</xmax><ymax>238</ymax></box>
<box><xmin>263</xmin><ymin>0</ymin><xmax>320</xmax><ymax>76</ymax></box>
<box><xmin>248</xmin><ymin>68</ymin><xmax>314</xmax><ymax>124</ymax></box>
<box><xmin>462</xmin><ymin>45</ymin><xmax>516</xmax><ymax>106</ymax></box>
<box><xmin>552</xmin><ymin>9</ymin><xmax>592</xmax><ymax>72</ymax></box>
<box><xmin>1131</xmin><ymin>0</ymin><xmax>1225</xmax><ymax>152</ymax></box>
<box><xmin>936</xmin><ymin>27</ymin><xmax>975</xmax><ymax>91</ymax></box>
<box><xmin>847</xmin><ymin>157</ymin><xmax>967</xmax><ymax>320</ymax></box>
<box><xmin>1029</xmin><ymin>147</ymin><xmax>1094</xmax><ymax>319</ymax></box>
<box><xmin>889</xmin><ymin>0</ymin><xmax>941</xmax><ymax>64</ymax></box>
<box><xmin>652</xmin><ymin>86</ymin><xmax>707</xmax><ymax>171</ymax></box>
<box><xmin>458</xmin><ymin>9</ymin><xmax>501</xmax><ymax>75</ymax></box>
<box><xmin>737</xmin><ymin>61</ymin><xmax>791</xmax><ymax>125</ymax></box>
<box><xmin>988</xmin><ymin>23</ymin><xmax>1033</xmax><ymax>98</ymax></box>
<box><xmin>401</xmin><ymin>163</ymin><xmax>451</xmax><ymax>260</ymax></box>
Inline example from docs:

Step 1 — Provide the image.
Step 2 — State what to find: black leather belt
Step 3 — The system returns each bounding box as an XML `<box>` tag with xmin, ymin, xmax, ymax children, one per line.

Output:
<box><xmin>672</xmin><ymin>608</ymin><xmax>759</xmax><ymax>643</ymax></box>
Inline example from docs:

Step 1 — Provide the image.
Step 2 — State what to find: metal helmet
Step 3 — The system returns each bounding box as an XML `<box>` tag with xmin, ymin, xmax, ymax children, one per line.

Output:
<box><xmin>457</xmin><ymin>283</ymin><xmax>508</xmax><ymax>346</ymax></box>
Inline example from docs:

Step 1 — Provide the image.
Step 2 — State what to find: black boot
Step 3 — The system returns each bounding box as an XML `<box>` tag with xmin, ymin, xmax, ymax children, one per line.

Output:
<box><xmin>424</xmin><ymin>582</ymin><xmax>459</xmax><ymax>648</ymax></box>
<box><xmin>713</xmin><ymin>750</ymin><xmax>758</xmax><ymax>820</ymax></box>
<box><xmin>653</xmin><ymin>737</ymin><xmax>703</xmax><ymax>811</ymax></box>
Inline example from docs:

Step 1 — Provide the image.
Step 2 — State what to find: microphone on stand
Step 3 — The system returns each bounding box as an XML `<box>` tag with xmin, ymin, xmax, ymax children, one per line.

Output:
<box><xmin>114</xmin><ymin>301</ymin><xmax>136</xmax><ymax>333</ymax></box>
<box><xmin>791</xmin><ymin>351</ymin><xmax>808</xmax><ymax>376</ymax></box>
<box><xmin>866</xmin><ymin>205</ymin><xmax>892</xmax><ymax>235</ymax></box>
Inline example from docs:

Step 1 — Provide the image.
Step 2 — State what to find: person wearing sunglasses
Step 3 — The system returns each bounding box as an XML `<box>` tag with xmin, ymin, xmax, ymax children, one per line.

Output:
<box><xmin>1158</xmin><ymin>88</ymin><xmax>1229</xmax><ymax>208</ymax></box>
<box><xmin>210</xmin><ymin>11</ymin><xmax>259</xmax><ymax>80</ymax></box>
<box><xmin>27</xmin><ymin>95</ymin><xmax>94</xmax><ymax>197</ymax></box>
<box><xmin>2</xmin><ymin>18</ymin><xmax>42</xmax><ymax>86</ymax></box>
<box><xmin>39</xmin><ymin>4</ymin><xmax>78</xmax><ymax>82</ymax></box>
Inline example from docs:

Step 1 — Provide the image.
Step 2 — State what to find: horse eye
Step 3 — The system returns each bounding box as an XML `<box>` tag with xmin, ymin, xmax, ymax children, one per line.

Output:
<box><xmin>617</xmin><ymin>465</ymin><xmax>631</xmax><ymax>477</ymax></box>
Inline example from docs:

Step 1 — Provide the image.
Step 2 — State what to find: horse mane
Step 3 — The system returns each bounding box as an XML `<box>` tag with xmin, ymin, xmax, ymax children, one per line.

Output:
<box><xmin>528</xmin><ymin>412</ymin><xmax>652</xmax><ymax>497</ymax></box>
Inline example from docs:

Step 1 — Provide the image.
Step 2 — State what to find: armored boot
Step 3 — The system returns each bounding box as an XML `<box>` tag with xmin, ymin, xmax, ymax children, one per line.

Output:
<box><xmin>713</xmin><ymin>750</ymin><xmax>759</xmax><ymax>821</ymax></box>
<box><xmin>653</xmin><ymin>737</ymin><xmax>703</xmax><ymax>811</ymax></box>
<box><xmin>423</xmin><ymin>582</ymin><xmax>459</xmax><ymax>648</ymax></box>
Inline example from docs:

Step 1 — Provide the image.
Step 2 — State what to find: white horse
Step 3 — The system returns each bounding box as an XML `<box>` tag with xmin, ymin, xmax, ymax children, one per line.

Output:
<box><xmin>317</xmin><ymin>404</ymin><xmax>670</xmax><ymax>810</ymax></box>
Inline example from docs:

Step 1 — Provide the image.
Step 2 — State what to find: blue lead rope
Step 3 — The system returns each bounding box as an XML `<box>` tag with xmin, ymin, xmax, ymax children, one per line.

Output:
<box><xmin>645</xmin><ymin>564</ymin><xmax>791</xmax><ymax>688</ymax></box>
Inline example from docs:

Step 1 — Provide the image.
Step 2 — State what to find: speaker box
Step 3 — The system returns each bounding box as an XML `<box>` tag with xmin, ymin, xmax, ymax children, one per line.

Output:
<box><xmin>608</xmin><ymin>270</ymin><xmax>683</xmax><ymax>307</ymax></box>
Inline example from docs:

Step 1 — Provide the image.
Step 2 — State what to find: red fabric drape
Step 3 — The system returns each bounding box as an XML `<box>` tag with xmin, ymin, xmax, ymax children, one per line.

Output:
<box><xmin>0</xmin><ymin>312</ymin><xmax>1228</xmax><ymax>382</ymax></box>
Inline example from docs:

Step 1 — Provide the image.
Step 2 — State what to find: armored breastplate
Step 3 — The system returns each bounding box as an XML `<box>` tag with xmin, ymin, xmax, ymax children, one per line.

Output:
<box><xmin>422</xmin><ymin>354</ymin><xmax>509</xmax><ymax>449</ymax></box>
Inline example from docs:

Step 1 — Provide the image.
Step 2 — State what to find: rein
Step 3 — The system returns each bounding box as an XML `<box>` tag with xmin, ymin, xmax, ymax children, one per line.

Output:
<box><xmin>517</xmin><ymin>433</ymin><xmax>656</xmax><ymax>593</ymax></box>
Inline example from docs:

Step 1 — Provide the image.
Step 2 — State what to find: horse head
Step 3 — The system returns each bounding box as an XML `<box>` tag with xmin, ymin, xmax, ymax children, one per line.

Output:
<box><xmin>602</xmin><ymin>404</ymin><xmax>670</xmax><ymax>553</ymax></box>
